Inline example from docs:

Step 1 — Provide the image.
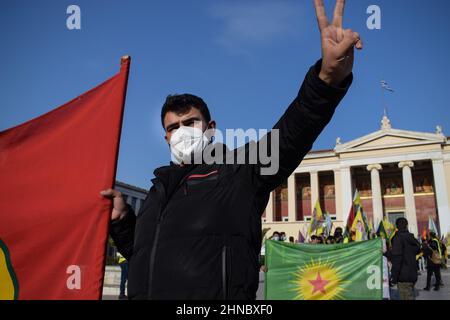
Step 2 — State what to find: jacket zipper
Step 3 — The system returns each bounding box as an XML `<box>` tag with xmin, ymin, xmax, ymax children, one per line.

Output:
<box><xmin>222</xmin><ymin>246</ymin><xmax>228</xmax><ymax>300</ymax></box>
<box><xmin>147</xmin><ymin>181</ymin><xmax>166</xmax><ymax>299</ymax></box>
<box><xmin>148</xmin><ymin>169</ymin><xmax>212</xmax><ymax>297</ymax></box>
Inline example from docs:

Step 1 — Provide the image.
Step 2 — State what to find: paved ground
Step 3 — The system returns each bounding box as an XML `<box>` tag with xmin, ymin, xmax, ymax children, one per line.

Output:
<box><xmin>415</xmin><ymin>265</ymin><xmax>449</xmax><ymax>300</ymax></box>
<box><xmin>103</xmin><ymin>265</ymin><xmax>449</xmax><ymax>300</ymax></box>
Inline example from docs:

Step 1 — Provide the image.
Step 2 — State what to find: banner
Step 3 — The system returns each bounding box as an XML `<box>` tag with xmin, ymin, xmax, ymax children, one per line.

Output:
<box><xmin>265</xmin><ymin>238</ymin><xmax>383</xmax><ymax>300</ymax></box>
<box><xmin>0</xmin><ymin>56</ymin><xmax>130</xmax><ymax>299</ymax></box>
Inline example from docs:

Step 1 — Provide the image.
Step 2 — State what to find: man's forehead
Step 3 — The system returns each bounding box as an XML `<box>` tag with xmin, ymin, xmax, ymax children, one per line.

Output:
<box><xmin>164</xmin><ymin>107</ymin><xmax>204</xmax><ymax>126</ymax></box>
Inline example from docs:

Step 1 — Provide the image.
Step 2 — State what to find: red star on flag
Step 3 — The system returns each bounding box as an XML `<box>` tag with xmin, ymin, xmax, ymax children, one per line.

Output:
<box><xmin>308</xmin><ymin>271</ymin><xmax>329</xmax><ymax>294</ymax></box>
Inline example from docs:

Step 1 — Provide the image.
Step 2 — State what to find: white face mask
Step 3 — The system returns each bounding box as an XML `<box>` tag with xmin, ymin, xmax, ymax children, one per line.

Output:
<box><xmin>169</xmin><ymin>126</ymin><xmax>211</xmax><ymax>165</ymax></box>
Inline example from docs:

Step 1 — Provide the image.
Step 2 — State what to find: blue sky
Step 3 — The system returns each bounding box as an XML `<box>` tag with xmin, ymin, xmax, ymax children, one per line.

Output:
<box><xmin>1</xmin><ymin>0</ymin><xmax>449</xmax><ymax>189</ymax></box>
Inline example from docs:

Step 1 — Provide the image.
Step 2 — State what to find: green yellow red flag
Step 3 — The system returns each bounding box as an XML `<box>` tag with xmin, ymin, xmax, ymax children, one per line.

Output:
<box><xmin>265</xmin><ymin>238</ymin><xmax>383</xmax><ymax>300</ymax></box>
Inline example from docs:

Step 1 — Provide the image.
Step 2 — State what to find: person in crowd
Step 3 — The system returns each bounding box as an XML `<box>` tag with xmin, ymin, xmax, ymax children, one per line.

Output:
<box><xmin>317</xmin><ymin>235</ymin><xmax>325</xmax><ymax>244</ymax></box>
<box><xmin>422</xmin><ymin>232</ymin><xmax>443</xmax><ymax>291</ymax></box>
<box><xmin>439</xmin><ymin>237</ymin><xmax>447</xmax><ymax>272</ymax></box>
<box><xmin>117</xmin><ymin>252</ymin><xmax>129</xmax><ymax>300</ymax></box>
<box><xmin>384</xmin><ymin>217</ymin><xmax>420</xmax><ymax>300</ymax></box>
<box><xmin>333</xmin><ymin>227</ymin><xmax>344</xmax><ymax>243</ymax></box>
<box><xmin>270</xmin><ymin>231</ymin><xmax>281</xmax><ymax>241</ymax></box>
<box><xmin>288</xmin><ymin>236</ymin><xmax>295</xmax><ymax>243</ymax></box>
<box><xmin>326</xmin><ymin>235</ymin><xmax>335</xmax><ymax>244</ymax></box>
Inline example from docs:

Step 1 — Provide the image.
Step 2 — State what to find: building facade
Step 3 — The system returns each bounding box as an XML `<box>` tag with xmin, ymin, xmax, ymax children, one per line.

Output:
<box><xmin>262</xmin><ymin>116</ymin><xmax>450</xmax><ymax>240</ymax></box>
<box><xmin>106</xmin><ymin>181</ymin><xmax>147</xmax><ymax>264</ymax></box>
<box><xmin>115</xmin><ymin>180</ymin><xmax>147</xmax><ymax>214</ymax></box>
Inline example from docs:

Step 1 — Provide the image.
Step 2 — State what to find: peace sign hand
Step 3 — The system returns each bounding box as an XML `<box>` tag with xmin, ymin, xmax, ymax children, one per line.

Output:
<box><xmin>314</xmin><ymin>0</ymin><xmax>363</xmax><ymax>86</ymax></box>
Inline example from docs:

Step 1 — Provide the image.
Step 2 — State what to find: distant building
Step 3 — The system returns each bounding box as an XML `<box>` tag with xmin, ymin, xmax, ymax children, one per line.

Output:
<box><xmin>262</xmin><ymin>116</ymin><xmax>450</xmax><ymax>240</ymax></box>
<box><xmin>106</xmin><ymin>181</ymin><xmax>147</xmax><ymax>264</ymax></box>
<box><xmin>115</xmin><ymin>180</ymin><xmax>147</xmax><ymax>214</ymax></box>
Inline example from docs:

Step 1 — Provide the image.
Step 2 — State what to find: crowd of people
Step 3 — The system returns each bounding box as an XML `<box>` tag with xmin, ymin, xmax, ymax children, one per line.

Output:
<box><xmin>383</xmin><ymin>218</ymin><xmax>448</xmax><ymax>299</ymax></box>
<box><xmin>267</xmin><ymin>227</ymin><xmax>346</xmax><ymax>245</ymax></box>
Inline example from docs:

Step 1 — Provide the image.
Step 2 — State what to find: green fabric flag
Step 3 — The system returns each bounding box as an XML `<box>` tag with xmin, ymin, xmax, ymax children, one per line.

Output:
<box><xmin>265</xmin><ymin>238</ymin><xmax>383</xmax><ymax>300</ymax></box>
<box><xmin>377</xmin><ymin>220</ymin><xmax>388</xmax><ymax>240</ymax></box>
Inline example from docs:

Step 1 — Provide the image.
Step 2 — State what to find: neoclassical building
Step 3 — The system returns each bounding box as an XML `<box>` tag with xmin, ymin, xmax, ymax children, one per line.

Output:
<box><xmin>115</xmin><ymin>180</ymin><xmax>147</xmax><ymax>213</ymax></box>
<box><xmin>262</xmin><ymin>116</ymin><xmax>450</xmax><ymax>240</ymax></box>
<box><xmin>106</xmin><ymin>181</ymin><xmax>147</xmax><ymax>263</ymax></box>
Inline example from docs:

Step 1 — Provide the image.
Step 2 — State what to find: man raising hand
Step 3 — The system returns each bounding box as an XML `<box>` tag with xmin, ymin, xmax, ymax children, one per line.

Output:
<box><xmin>102</xmin><ymin>0</ymin><xmax>362</xmax><ymax>300</ymax></box>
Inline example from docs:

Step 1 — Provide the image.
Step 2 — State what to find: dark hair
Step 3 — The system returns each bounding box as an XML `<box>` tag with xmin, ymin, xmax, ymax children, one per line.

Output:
<box><xmin>396</xmin><ymin>217</ymin><xmax>408</xmax><ymax>231</ymax></box>
<box><xmin>311</xmin><ymin>235</ymin><xmax>318</xmax><ymax>240</ymax></box>
<box><xmin>161</xmin><ymin>94</ymin><xmax>211</xmax><ymax>128</ymax></box>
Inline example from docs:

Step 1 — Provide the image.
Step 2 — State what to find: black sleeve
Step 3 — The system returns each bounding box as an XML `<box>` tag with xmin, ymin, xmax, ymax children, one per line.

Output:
<box><xmin>109</xmin><ymin>204</ymin><xmax>136</xmax><ymax>261</ymax></box>
<box><xmin>389</xmin><ymin>236</ymin><xmax>404</xmax><ymax>284</ymax></box>
<box><xmin>251</xmin><ymin>59</ymin><xmax>352</xmax><ymax>193</ymax></box>
<box><xmin>422</xmin><ymin>244</ymin><xmax>431</xmax><ymax>258</ymax></box>
<box><xmin>414</xmin><ymin>239</ymin><xmax>421</xmax><ymax>255</ymax></box>
<box><xmin>430</xmin><ymin>241</ymin><xmax>438</xmax><ymax>251</ymax></box>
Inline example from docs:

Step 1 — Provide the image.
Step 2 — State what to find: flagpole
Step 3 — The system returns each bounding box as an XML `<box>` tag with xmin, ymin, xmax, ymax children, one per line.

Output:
<box><xmin>381</xmin><ymin>83</ymin><xmax>387</xmax><ymax>119</ymax></box>
<box><xmin>112</xmin><ymin>55</ymin><xmax>131</xmax><ymax>187</ymax></box>
<box><xmin>380</xmin><ymin>80</ymin><xmax>394</xmax><ymax>121</ymax></box>
<box><xmin>99</xmin><ymin>55</ymin><xmax>131</xmax><ymax>300</ymax></box>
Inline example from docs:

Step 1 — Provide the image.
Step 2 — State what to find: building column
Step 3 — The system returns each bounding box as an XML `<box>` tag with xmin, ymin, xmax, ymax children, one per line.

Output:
<box><xmin>265</xmin><ymin>191</ymin><xmax>274</xmax><ymax>223</ymax></box>
<box><xmin>340</xmin><ymin>166</ymin><xmax>353</xmax><ymax>224</ymax></box>
<box><xmin>367</xmin><ymin>164</ymin><xmax>384</xmax><ymax>227</ymax></box>
<box><xmin>432</xmin><ymin>159</ymin><xmax>450</xmax><ymax>235</ymax></box>
<box><xmin>288</xmin><ymin>174</ymin><xmax>297</xmax><ymax>222</ymax></box>
<box><xmin>135</xmin><ymin>199</ymin><xmax>141</xmax><ymax>214</ymax></box>
<box><xmin>126</xmin><ymin>196</ymin><xmax>132</xmax><ymax>205</ymax></box>
<box><xmin>310</xmin><ymin>171</ymin><xmax>319</xmax><ymax>211</ymax></box>
<box><xmin>334</xmin><ymin>169</ymin><xmax>343</xmax><ymax>223</ymax></box>
<box><xmin>398</xmin><ymin>161</ymin><xmax>418</xmax><ymax>236</ymax></box>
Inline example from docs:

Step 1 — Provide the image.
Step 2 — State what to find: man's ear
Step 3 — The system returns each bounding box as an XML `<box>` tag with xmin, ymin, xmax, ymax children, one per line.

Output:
<box><xmin>164</xmin><ymin>133</ymin><xmax>170</xmax><ymax>145</ymax></box>
<box><xmin>208</xmin><ymin>120</ymin><xmax>216</xmax><ymax>129</ymax></box>
<box><xmin>206</xmin><ymin>120</ymin><xmax>216</xmax><ymax>141</ymax></box>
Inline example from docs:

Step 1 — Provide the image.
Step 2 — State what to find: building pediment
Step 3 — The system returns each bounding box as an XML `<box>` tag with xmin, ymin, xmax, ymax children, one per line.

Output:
<box><xmin>335</xmin><ymin>127</ymin><xmax>446</xmax><ymax>154</ymax></box>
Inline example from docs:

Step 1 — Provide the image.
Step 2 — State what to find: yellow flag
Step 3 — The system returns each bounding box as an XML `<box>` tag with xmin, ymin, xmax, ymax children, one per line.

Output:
<box><xmin>383</xmin><ymin>216</ymin><xmax>395</xmax><ymax>238</ymax></box>
<box><xmin>368</xmin><ymin>218</ymin><xmax>374</xmax><ymax>233</ymax></box>
<box><xmin>353</xmin><ymin>190</ymin><xmax>362</xmax><ymax>209</ymax></box>
<box><xmin>308</xmin><ymin>199</ymin><xmax>323</xmax><ymax>236</ymax></box>
<box><xmin>351</xmin><ymin>207</ymin><xmax>366</xmax><ymax>241</ymax></box>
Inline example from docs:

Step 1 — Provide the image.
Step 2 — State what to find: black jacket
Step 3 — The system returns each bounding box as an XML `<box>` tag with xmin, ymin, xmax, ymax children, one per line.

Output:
<box><xmin>422</xmin><ymin>238</ymin><xmax>442</xmax><ymax>268</ymax></box>
<box><xmin>386</xmin><ymin>230</ymin><xmax>421</xmax><ymax>283</ymax></box>
<box><xmin>110</xmin><ymin>60</ymin><xmax>352</xmax><ymax>300</ymax></box>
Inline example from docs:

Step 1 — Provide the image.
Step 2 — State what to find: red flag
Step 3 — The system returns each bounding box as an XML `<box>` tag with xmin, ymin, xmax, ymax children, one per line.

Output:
<box><xmin>0</xmin><ymin>56</ymin><xmax>131</xmax><ymax>300</ymax></box>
